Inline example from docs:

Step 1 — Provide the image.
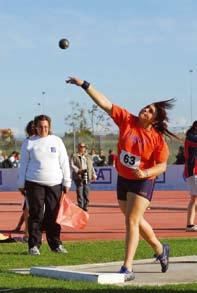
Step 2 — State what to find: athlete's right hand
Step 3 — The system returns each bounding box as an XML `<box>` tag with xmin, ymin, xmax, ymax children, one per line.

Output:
<box><xmin>66</xmin><ymin>77</ymin><xmax>83</xmax><ymax>86</ymax></box>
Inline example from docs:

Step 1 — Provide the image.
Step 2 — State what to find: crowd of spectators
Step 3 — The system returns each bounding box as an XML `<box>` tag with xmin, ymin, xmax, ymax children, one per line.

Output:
<box><xmin>0</xmin><ymin>148</ymin><xmax>117</xmax><ymax>169</ymax></box>
<box><xmin>90</xmin><ymin>148</ymin><xmax>117</xmax><ymax>167</ymax></box>
<box><xmin>0</xmin><ymin>151</ymin><xmax>20</xmax><ymax>168</ymax></box>
<box><xmin>0</xmin><ymin>144</ymin><xmax>188</xmax><ymax>169</ymax></box>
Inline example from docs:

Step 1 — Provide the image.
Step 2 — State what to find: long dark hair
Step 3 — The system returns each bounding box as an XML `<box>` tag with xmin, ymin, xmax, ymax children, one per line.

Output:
<box><xmin>153</xmin><ymin>98</ymin><xmax>179</xmax><ymax>139</ymax></box>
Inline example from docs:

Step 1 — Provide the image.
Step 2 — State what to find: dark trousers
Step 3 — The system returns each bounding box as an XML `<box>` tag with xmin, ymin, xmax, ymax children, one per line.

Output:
<box><xmin>74</xmin><ymin>181</ymin><xmax>90</xmax><ymax>210</ymax></box>
<box><xmin>25</xmin><ymin>181</ymin><xmax>62</xmax><ymax>250</ymax></box>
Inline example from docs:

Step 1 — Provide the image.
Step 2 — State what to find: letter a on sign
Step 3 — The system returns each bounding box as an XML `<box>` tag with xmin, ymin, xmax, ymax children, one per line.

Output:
<box><xmin>97</xmin><ymin>169</ymin><xmax>105</xmax><ymax>180</ymax></box>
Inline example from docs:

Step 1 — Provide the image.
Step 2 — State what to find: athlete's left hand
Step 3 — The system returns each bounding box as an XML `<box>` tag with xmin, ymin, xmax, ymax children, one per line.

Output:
<box><xmin>132</xmin><ymin>168</ymin><xmax>147</xmax><ymax>179</ymax></box>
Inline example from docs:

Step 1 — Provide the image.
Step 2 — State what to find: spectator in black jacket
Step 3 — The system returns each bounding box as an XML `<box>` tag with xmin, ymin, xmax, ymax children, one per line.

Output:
<box><xmin>97</xmin><ymin>149</ymin><xmax>107</xmax><ymax>166</ymax></box>
<box><xmin>174</xmin><ymin>146</ymin><xmax>185</xmax><ymax>165</ymax></box>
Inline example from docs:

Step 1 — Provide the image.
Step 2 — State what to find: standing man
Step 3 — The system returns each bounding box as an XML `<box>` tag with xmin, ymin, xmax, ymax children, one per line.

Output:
<box><xmin>71</xmin><ymin>143</ymin><xmax>97</xmax><ymax>211</ymax></box>
<box><xmin>108</xmin><ymin>149</ymin><xmax>117</xmax><ymax>166</ymax></box>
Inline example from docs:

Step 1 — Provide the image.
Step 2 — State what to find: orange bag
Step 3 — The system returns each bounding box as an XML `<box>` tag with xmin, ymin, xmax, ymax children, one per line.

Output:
<box><xmin>56</xmin><ymin>196</ymin><xmax>89</xmax><ymax>229</ymax></box>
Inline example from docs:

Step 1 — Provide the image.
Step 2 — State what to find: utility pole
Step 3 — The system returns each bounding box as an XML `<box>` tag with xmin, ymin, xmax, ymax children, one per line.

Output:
<box><xmin>189</xmin><ymin>69</ymin><xmax>193</xmax><ymax>124</ymax></box>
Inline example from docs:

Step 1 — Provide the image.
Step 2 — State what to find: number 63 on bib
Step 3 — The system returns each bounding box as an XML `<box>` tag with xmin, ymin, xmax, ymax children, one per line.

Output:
<box><xmin>120</xmin><ymin>150</ymin><xmax>141</xmax><ymax>169</ymax></box>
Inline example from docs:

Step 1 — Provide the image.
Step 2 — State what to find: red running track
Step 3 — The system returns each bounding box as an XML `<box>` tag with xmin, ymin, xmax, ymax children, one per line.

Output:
<box><xmin>0</xmin><ymin>190</ymin><xmax>196</xmax><ymax>241</ymax></box>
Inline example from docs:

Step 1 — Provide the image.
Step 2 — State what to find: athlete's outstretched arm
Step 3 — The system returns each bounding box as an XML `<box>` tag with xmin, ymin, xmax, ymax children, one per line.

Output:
<box><xmin>66</xmin><ymin>77</ymin><xmax>112</xmax><ymax>115</ymax></box>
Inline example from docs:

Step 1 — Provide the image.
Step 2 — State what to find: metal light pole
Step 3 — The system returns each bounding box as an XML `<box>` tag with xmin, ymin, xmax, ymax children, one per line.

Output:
<box><xmin>88</xmin><ymin>105</ymin><xmax>97</xmax><ymax>136</ymax></box>
<box><xmin>72</xmin><ymin>123</ymin><xmax>77</xmax><ymax>153</ymax></box>
<box><xmin>42</xmin><ymin>91</ymin><xmax>45</xmax><ymax>114</ymax></box>
<box><xmin>73</xmin><ymin>126</ymin><xmax>76</xmax><ymax>153</ymax></box>
<box><xmin>189</xmin><ymin>69</ymin><xmax>193</xmax><ymax>124</ymax></box>
<box><xmin>37</xmin><ymin>103</ymin><xmax>41</xmax><ymax>114</ymax></box>
<box><xmin>91</xmin><ymin>104</ymin><xmax>97</xmax><ymax>136</ymax></box>
<box><xmin>70</xmin><ymin>121</ymin><xmax>77</xmax><ymax>154</ymax></box>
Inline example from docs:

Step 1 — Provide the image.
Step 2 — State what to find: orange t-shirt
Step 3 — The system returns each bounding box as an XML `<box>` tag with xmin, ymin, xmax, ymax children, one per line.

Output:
<box><xmin>111</xmin><ymin>104</ymin><xmax>169</xmax><ymax>180</ymax></box>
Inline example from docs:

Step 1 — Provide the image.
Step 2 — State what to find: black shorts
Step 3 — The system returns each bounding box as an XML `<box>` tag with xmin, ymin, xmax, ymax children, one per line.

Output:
<box><xmin>117</xmin><ymin>175</ymin><xmax>155</xmax><ymax>202</ymax></box>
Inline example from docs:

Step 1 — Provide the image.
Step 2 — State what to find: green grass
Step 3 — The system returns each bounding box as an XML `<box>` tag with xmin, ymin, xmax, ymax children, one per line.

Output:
<box><xmin>0</xmin><ymin>238</ymin><xmax>196</xmax><ymax>292</ymax></box>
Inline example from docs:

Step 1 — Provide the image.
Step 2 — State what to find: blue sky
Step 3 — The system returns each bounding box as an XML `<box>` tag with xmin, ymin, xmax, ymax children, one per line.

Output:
<box><xmin>0</xmin><ymin>0</ymin><xmax>196</xmax><ymax>137</ymax></box>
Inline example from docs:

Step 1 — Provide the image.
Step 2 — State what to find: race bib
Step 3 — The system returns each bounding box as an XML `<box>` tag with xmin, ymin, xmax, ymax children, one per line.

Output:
<box><xmin>120</xmin><ymin>150</ymin><xmax>141</xmax><ymax>169</ymax></box>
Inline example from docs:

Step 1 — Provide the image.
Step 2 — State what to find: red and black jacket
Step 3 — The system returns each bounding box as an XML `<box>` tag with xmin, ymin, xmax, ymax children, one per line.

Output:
<box><xmin>184</xmin><ymin>132</ymin><xmax>197</xmax><ymax>178</ymax></box>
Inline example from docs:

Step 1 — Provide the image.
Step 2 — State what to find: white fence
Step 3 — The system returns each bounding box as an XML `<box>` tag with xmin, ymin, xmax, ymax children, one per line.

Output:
<box><xmin>0</xmin><ymin>165</ymin><xmax>187</xmax><ymax>192</ymax></box>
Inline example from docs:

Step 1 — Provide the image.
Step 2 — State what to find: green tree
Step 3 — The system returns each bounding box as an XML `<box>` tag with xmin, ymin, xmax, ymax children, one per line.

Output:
<box><xmin>65</xmin><ymin>101</ymin><xmax>90</xmax><ymax>133</ymax></box>
<box><xmin>64</xmin><ymin>101</ymin><xmax>115</xmax><ymax>153</ymax></box>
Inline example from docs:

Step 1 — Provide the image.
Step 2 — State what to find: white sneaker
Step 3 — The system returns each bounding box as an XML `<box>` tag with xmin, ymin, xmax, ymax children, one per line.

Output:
<box><xmin>186</xmin><ymin>225</ymin><xmax>197</xmax><ymax>232</ymax></box>
<box><xmin>52</xmin><ymin>245</ymin><xmax>68</xmax><ymax>254</ymax></box>
<box><xmin>29</xmin><ymin>246</ymin><xmax>40</xmax><ymax>255</ymax></box>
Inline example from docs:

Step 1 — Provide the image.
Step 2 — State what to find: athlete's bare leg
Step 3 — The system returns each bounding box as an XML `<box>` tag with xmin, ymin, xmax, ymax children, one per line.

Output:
<box><xmin>118</xmin><ymin>193</ymin><xmax>149</xmax><ymax>270</ymax></box>
<box><xmin>139</xmin><ymin>217</ymin><xmax>163</xmax><ymax>255</ymax></box>
<box><xmin>119</xmin><ymin>194</ymin><xmax>163</xmax><ymax>269</ymax></box>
